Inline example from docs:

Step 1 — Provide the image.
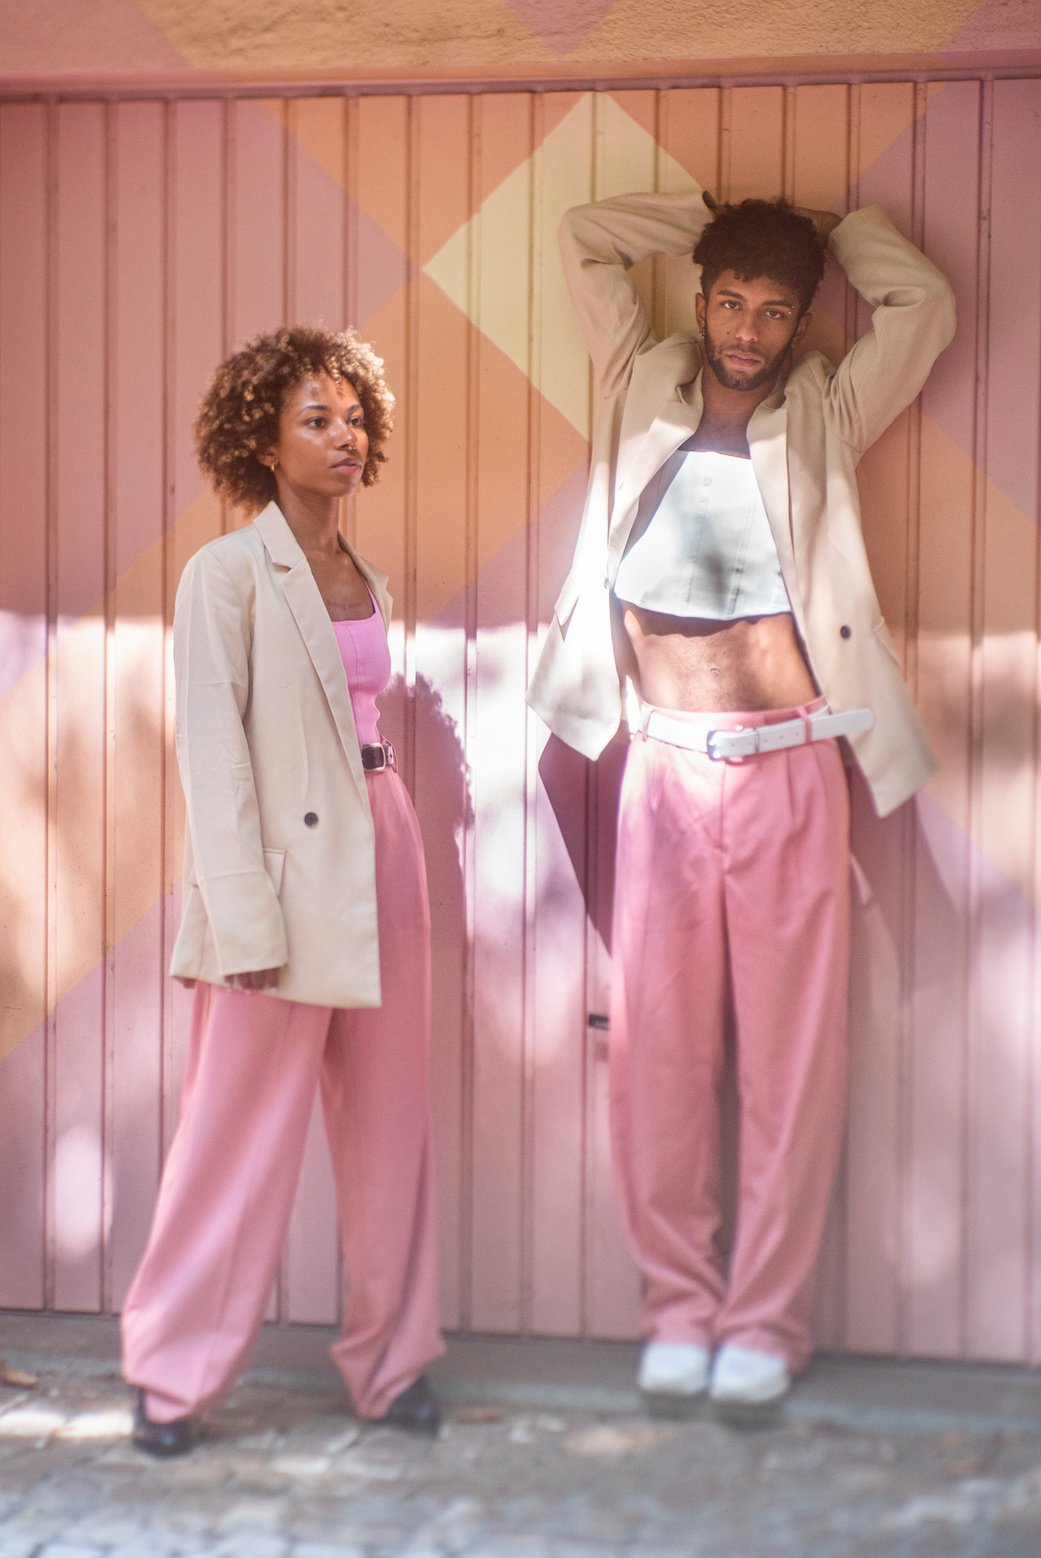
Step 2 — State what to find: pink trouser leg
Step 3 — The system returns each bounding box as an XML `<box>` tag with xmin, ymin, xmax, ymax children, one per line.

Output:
<box><xmin>719</xmin><ymin>738</ymin><xmax>850</xmax><ymax>1369</ymax></box>
<box><xmin>121</xmin><ymin>771</ymin><xmax>442</xmax><ymax>1423</ymax></box>
<box><xmin>609</xmin><ymin>712</ymin><xmax>851</xmax><ymax>1372</ymax></box>
<box><xmin>120</xmin><ymin>985</ymin><xmax>331</xmax><ymax>1422</ymax></box>
<box><xmin>610</xmin><ymin>740</ymin><xmax>729</xmax><ymax>1351</ymax></box>
<box><xmin>326</xmin><ymin>772</ymin><xmax>444</xmax><ymax>1419</ymax></box>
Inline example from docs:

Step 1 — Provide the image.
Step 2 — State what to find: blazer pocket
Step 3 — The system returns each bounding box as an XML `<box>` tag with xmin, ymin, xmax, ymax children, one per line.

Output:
<box><xmin>263</xmin><ymin>848</ymin><xmax>287</xmax><ymax>894</ymax></box>
<box><xmin>553</xmin><ymin>570</ymin><xmax>581</xmax><ymax>631</ymax></box>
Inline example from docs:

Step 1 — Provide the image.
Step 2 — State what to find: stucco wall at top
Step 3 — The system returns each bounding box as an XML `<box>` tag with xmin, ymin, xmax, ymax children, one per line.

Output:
<box><xmin>2</xmin><ymin>0</ymin><xmax>1039</xmax><ymax>82</ymax></box>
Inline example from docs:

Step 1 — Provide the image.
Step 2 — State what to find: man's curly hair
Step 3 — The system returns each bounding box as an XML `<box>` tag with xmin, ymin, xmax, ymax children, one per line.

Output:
<box><xmin>195</xmin><ymin>325</ymin><xmax>395</xmax><ymax>513</ymax></box>
<box><xmin>693</xmin><ymin>199</ymin><xmax>825</xmax><ymax>315</ymax></box>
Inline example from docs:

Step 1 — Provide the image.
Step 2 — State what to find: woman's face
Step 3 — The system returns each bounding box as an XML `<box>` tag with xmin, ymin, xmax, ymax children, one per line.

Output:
<box><xmin>269</xmin><ymin>374</ymin><xmax>369</xmax><ymax>500</ymax></box>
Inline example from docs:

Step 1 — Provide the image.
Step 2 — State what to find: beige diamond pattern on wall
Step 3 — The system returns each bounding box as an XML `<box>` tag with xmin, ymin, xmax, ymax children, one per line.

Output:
<box><xmin>422</xmin><ymin>93</ymin><xmax>701</xmax><ymax>436</ymax></box>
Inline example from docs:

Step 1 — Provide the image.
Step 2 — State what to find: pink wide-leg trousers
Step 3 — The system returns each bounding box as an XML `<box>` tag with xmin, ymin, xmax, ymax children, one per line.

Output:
<box><xmin>610</xmin><ymin>702</ymin><xmax>851</xmax><ymax>1372</ymax></box>
<box><xmin>121</xmin><ymin>771</ymin><xmax>443</xmax><ymax>1422</ymax></box>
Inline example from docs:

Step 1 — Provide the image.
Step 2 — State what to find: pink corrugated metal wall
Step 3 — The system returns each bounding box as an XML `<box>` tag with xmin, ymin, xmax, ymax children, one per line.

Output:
<box><xmin>1</xmin><ymin>76</ymin><xmax>1040</xmax><ymax>1359</ymax></box>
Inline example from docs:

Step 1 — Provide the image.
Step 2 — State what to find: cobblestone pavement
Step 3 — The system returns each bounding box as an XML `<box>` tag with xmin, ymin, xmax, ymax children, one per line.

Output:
<box><xmin>3</xmin><ymin>1370</ymin><xmax>1041</xmax><ymax>1558</ymax></box>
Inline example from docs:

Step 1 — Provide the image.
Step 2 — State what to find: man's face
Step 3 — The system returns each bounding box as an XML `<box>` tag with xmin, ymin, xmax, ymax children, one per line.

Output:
<box><xmin>695</xmin><ymin>269</ymin><xmax>810</xmax><ymax>392</ymax></box>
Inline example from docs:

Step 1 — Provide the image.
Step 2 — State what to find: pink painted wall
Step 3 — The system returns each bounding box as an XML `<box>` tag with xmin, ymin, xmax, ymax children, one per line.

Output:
<box><xmin>2</xmin><ymin>42</ymin><xmax>1041</xmax><ymax>1360</ymax></box>
<box><xmin>1</xmin><ymin>0</ymin><xmax>1038</xmax><ymax>84</ymax></box>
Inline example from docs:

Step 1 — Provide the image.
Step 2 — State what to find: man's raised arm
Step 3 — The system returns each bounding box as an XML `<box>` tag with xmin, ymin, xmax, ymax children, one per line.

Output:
<box><xmin>559</xmin><ymin>187</ymin><xmax>714</xmax><ymax>399</ymax></box>
<box><xmin>822</xmin><ymin>204</ymin><xmax>956</xmax><ymax>454</ymax></box>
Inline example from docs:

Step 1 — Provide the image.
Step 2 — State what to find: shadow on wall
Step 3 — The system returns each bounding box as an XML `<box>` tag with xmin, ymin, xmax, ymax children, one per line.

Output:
<box><xmin>538</xmin><ymin>734</ymin><xmax>625</xmax><ymax>953</ymax></box>
<box><xmin>378</xmin><ymin>669</ymin><xmax>472</xmax><ymax>1066</ymax></box>
<box><xmin>377</xmin><ymin>670</ymin><xmax>472</xmax><ymax>1325</ymax></box>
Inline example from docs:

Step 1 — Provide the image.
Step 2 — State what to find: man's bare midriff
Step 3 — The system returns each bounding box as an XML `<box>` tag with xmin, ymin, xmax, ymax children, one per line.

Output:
<box><xmin>616</xmin><ymin>603</ymin><xmax>818</xmax><ymax>714</ymax></box>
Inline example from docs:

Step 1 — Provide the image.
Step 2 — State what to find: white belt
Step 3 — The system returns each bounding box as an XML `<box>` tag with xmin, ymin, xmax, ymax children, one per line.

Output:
<box><xmin>640</xmin><ymin>705</ymin><xmax>875</xmax><ymax>761</ymax></box>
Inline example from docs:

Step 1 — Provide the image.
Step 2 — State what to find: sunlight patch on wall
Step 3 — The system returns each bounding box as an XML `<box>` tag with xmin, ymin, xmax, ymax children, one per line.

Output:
<box><xmin>53</xmin><ymin>1125</ymin><xmax>104</xmax><ymax>1258</ymax></box>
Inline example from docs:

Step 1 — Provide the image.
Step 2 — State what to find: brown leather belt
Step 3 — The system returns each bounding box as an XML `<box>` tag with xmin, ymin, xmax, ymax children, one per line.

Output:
<box><xmin>360</xmin><ymin>740</ymin><xmax>397</xmax><ymax>773</ymax></box>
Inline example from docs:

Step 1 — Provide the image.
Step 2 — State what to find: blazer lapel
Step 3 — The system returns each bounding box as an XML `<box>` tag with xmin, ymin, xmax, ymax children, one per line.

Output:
<box><xmin>748</xmin><ymin>392</ymin><xmax>798</xmax><ymax>590</ymax></box>
<box><xmin>608</xmin><ymin>388</ymin><xmax>703</xmax><ymax>564</ymax></box>
<box><xmin>254</xmin><ymin>503</ymin><xmax>370</xmax><ymax>807</ymax></box>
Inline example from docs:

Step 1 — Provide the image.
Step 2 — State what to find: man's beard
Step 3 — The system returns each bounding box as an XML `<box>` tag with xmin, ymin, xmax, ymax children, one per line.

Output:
<box><xmin>701</xmin><ymin>321</ymin><xmax>791</xmax><ymax>392</ymax></box>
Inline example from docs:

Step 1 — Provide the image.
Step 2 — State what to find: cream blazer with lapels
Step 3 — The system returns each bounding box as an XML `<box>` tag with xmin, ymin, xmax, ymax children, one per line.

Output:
<box><xmin>169</xmin><ymin>501</ymin><xmax>391</xmax><ymax>1007</ymax></box>
<box><xmin>526</xmin><ymin>188</ymin><xmax>957</xmax><ymax>818</ymax></box>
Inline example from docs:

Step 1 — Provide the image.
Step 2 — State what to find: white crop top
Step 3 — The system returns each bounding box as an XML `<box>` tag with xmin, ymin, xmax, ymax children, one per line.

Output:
<box><xmin>613</xmin><ymin>449</ymin><xmax>790</xmax><ymax>620</ymax></box>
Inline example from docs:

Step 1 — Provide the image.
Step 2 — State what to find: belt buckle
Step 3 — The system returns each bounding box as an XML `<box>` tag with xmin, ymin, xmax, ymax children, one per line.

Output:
<box><xmin>705</xmin><ymin>725</ymin><xmax>755</xmax><ymax>761</ymax></box>
<box><xmin>362</xmin><ymin>741</ymin><xmax>393</xmax><ymax>773</ymax></box>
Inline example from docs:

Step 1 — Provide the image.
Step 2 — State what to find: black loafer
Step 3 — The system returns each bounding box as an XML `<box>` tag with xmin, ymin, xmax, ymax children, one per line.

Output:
<box><xmin>381</xmin><ymin>1375</ymin><xmax>441</xmax><ymax>1436</ymax></box>
<box><xmin>131</xmin><ymin>1388</ymin><xmax>193</xmax><ymax>1457</ymax></box>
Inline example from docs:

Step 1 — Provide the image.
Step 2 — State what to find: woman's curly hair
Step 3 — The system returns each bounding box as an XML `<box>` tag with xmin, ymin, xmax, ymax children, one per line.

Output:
<box><xmin>194</xmin><ymin>325</ymin><xmax>395</xmax><ymax>513</ymax></box>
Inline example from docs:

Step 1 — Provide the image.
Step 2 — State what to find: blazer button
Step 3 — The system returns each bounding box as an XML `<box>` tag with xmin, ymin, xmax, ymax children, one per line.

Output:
<box><xmin>304</xmin><ymin>812</ymin><xmax>319</xmax><ymax>827</ymax></box>
<box><xmin>839</xmin><ymin>625</ymin><xmax>852</xmax><ymax>639</ymax></box>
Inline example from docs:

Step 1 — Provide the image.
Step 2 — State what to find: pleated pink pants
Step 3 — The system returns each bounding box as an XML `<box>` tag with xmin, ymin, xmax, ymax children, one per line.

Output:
<box><xmin>610</xmin><ymin>703</ymin><xmax>851</xmax><ymax>1372</ymax></box>
<box><xmin>121</xmin><ymin>771</ymin><xmax>443</xmax><ymax>1422</ymax></box>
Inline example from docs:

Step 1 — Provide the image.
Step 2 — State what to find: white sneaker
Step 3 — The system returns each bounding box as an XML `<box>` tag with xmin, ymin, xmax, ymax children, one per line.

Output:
<box><xmin>638</xmin><ymin>1341</ymin><xmax>710</xmax><ymax>1397</ymax></box>
<box><xmin>709</xmin><ymin>1343</ymin><xmax>790</xmax><ymax>1405</ymax></box>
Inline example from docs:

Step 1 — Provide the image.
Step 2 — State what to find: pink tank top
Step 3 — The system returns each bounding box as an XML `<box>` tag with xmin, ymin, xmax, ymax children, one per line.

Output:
<box><xmin>331</xmin><ymin>594</ymin><xmax>391</xmax><ymax>745</ymax></box>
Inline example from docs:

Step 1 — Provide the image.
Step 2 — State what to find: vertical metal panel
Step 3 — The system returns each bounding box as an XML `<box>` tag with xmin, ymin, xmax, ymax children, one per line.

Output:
<box><xmin>1</xmin><ymin>73</ymin><xmax>1040</xmax><ymax>1367</ymax></box>
<box><xmin>909</xmin><ymin>77</ymin><xmax>981</xmax><ymax>1359</ymax></box>
<box><xmin>410</xmin><ymin>91</ymin><xmax>475</xmax><ymax>1333</ymax></box>
<box><xmin>50</xmin><ymin>101</ymin><xmax>108</xmax><ymax>1313</ymax></box>
<box><xmin>844</xmin><ymin>80</ymin><xmax>919</xmax><ymax>1359</ymax></box>
<box><xmin>467</xmin><ymin>92</ymin><xmax>534</xmax><ymax>1333</ymax></box>
<box><xmin>528</xmin><ymin>89</ymin><xmax>592</xmax><ymax>1339</ymax></box>
<box><xmin>0</xmin><ymin>102</ymin><xmax>49</xmax><ymax>1308</ymax></box>
<box><xmin>968</xmin><ymin>77</ymin><xmax>1041</xmax><ymax>1361</ymax></box>
<box><xmin>726</xmin><ymin>87</ymin><xmax>785</xmax><ymax>199</ymax></box>
<box><xmin>229</xmin><ymin>100</ymin><xmax>288</xmax><ymax>345</ymax></box>
<box><xmin>106</xmin><ymin>99</ymin><xmax>168</xmax><ymax>1310</ymax></box>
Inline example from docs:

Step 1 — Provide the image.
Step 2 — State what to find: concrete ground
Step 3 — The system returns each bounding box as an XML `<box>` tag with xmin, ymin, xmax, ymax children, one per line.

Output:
<box><xmin>2</xmin><ymin>1314</ymin><xmax>1041</xmax><ymax>1557</ymax></box>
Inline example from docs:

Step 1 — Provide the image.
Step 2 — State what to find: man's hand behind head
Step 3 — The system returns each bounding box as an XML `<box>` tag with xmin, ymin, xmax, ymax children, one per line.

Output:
<box><xmin>791</xmin><ymin>206</ymin><xmax>841</xmax><ymax>245</ymax></box>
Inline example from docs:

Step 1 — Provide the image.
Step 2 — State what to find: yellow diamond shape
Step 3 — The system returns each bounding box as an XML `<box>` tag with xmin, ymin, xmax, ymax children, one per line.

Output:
<box><xmin>423</xmin><ymin>92</ymin><xmax>702</xmax><ymax>435</ymax></box>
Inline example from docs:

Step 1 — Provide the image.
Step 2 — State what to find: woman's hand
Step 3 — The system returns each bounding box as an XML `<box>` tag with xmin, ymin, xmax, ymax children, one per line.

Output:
<box><xmin>225</xmin><ymin>968</ymin><xmax>282</xmax><ymax>994</ymax></box>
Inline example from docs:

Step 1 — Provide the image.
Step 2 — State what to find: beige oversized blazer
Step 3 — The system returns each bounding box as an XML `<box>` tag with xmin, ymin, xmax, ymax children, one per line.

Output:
<box><xmin>169</xmin><ymin>501</ymin><xmax>392</xmax><ymax>1007</ymax></box>
<box><xmin>526</xmin><ymin>189</ymin><xmax>957</xmax><ymax>818</ymax></box>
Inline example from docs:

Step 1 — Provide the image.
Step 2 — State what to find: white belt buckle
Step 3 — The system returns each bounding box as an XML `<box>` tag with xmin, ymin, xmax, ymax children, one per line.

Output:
<box><xmin>706</xmin><ymin>725</ymin><xmax>755</xmax><ymax>761</ymax></box>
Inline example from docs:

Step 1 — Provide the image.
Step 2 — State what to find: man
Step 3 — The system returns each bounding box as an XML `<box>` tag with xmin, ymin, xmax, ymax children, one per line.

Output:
<box><xmin>527</xmin><ymin>186</ymin><xmax>954</xmax><ymax>1418</ymax></box>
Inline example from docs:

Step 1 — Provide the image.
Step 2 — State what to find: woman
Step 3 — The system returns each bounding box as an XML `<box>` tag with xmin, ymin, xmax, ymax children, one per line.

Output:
<box><xmin>121</xmin><ymin>326</ymin><xmax>443</xmax><ymax>1455</ymax></box>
